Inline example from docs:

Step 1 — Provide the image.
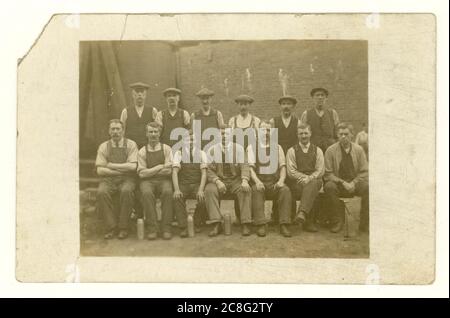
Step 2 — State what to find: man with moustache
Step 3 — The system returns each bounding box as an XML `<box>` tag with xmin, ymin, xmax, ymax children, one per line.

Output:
<box><xmin>204</xmin><ymin>127</ymin><xmax>253</xmax><ymax>237</ymax></box>
<box><xmin>187</xmin><ymin>87</ymin><xmax>225</xmax><ymax>228</ymax></box>
<box><xmin>120</xmin><ymin>82</ymin><xmax>158</xmax><ymax>149</ymax></box>
<box><xmin>300</xmin><ymin>87</ymin><xmax>340</xmax><ymax>153</ymax></box>
<box><xmin>269</xmin><ymin>95</ymin><xmax>301</xmax><ymax>155</ymax></box>
<box><xmin>268</xmin><ymin>95</ymin><xmax>301</xmax><ymax>224</ymax></box>
<box><xmin>286</xmin><ymin>124</ymin><xmax>325</xmax><ymax>232</ymax></box>
<box><xmin>248</xmin><ymin>122</ymin><xmax>293</xmax><ymax>237</ymax></box>
<box><xmin>172</xmin><ymin>133</ymin><xmax>208</xmax><ymax>237</ymax></box>
<box><xmin>155</xmin><ymin>88</ymin><xmax>191</xmax><ymax>148</ymax></box>
<box><xmin>323</xmin><ymin>123</ymin><xmax>369</xmax><ymax>233</ymax></box>
<box><xmin>137</xmin><ymin>122</ymin><xmax>174</xmax><ymax>240</ymax></box>
<box><xmin>228</xmin><ymin>94</ymin><xmax>261</xmax><ymax>150</ymax></box>
<box><xmin>95</xmin><ymin>119</ymin><xmax>139</xmax><ymax>240</ymax></box>
<box><xmin>190</xmin><ymin>87</ymin><xmax>225</xmax><ymax>150</ymax></box>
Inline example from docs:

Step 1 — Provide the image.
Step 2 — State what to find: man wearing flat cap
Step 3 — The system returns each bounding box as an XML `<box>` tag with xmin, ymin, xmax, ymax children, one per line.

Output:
<box><xmin>268</xmin><ymin>95</ymin><xmax>301</xmax><ymax>224</ymax></box>
<box><xmin>228</xmin><ymin>94</ymin><xmax>261</xmax><ymax>150</ymax></box>
<box><xmin>120</xmin><ymin>82</ymin><xmax>158</xmax><ymax>149</ymax></box>
<box><xmin>188</xmin><ymin>87</ymin><xmax>225</xmax><ymax>229</ymax></box>
<box><xmin>269</xmin><ymin>95</ymin><xmax>301</xmax><ymax>155</ymax></box>
<box><xmin>190</xmin><ymin>87</ymin><xmax>225</xmax><ymax>150</ymax></box>
<box><xmin>155</xmin><ymin>88</ymin><xmax>191</xmax><ymax>148</ymax></box>
<box><xmin>300</xmin><ymin>87</ymin><xmax>340</xmax><ymax>153</ymax></box>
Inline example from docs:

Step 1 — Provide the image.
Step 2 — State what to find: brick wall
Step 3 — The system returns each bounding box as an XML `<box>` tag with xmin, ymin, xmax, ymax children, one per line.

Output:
<box><xmin>177</xmin><ymin>40</ymin><xmax>368</xmax><ymax>133</ymax></box>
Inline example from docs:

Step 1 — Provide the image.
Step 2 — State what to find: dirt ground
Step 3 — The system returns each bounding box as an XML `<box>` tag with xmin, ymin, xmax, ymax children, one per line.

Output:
<box><xmin>80</xmin><ymin>216</ymin><xmax>369</xmax><ymax>258</ymax></box>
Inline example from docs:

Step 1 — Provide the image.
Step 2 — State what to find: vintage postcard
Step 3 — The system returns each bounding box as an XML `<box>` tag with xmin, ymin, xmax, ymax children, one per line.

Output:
<box><xmin>16</xmin><ymin>13</ymin><xmax>435</xmax><ymax>283</ymax></box>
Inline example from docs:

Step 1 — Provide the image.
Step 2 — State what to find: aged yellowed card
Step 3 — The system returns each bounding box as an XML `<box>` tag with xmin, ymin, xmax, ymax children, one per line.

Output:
<box><xmin>16</xmin><ymin>13</ymin><xmax>435</xmax><ymax>283</ymax></box>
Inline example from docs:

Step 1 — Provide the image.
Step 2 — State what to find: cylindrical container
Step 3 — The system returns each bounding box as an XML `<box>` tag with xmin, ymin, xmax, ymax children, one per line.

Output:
<box><xmin>224</xmin><ymin>214</ymin><xmax>232</xmax><ymax>235</ymax></box>
<box><xmin>187</xmin><ymin>214</ymin><xmax>195</xmax><ymax>237</ymax></box>
<box><xmin>137</xmin><ymin>218</ymin><xmax>145</xmax><ymax>240</ymax></box>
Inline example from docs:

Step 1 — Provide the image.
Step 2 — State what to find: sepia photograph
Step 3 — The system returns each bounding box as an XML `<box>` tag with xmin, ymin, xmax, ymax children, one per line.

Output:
<box><xmin>78</xmin><ymin>40</ymin><xmax>369</xmax><ymax>258</ymax></box>
<box><xmin>15</xmin><ymin>13</ymin><xmax>438</xmax><ymax>284</ymax></box>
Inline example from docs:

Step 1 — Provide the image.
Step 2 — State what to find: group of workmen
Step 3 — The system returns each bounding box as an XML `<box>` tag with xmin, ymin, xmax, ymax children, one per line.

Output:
<box><xmin>95</xmin><ymin>81</ymin><xmax>369</xmax><ymax>240</ymax></box>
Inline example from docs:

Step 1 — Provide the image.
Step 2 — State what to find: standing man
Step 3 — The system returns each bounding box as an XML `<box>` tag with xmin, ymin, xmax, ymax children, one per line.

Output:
<box><xmin>190</xmin><ymin>87</ymin><xmax>225</xmax><ymax>150</ymax></box>
<box><xmin>300</xmin><ymin>87</ymin><xmax>340</xmax><ymax>153</ymax></box>
<box><xmin>120</xmin><ymin>82</ymin><xmax>158</xmax><ymax>149</ymax></box>
<box><xmin>95</xmin><ymin>119</ymin><xmax>139</xmax><ymax>240</ymax></box>
<box><xmin>138</xmin><ymin>122</ymin><xmax>174</xmax><ymax>240</ymax></box>
<box><xmin>323</xmin><ymin>123</ymin><xmax>369</xmax><ymax>233</ymax></box>
<box><xmin>155</xmin><ymin>88</ymin><xmax>190</xmax><ymax>148</ymax></box>
<box><xmin>204</xmin><ymin>128</ymin><xmax>253</xmax><ymax>237</ymax></box>
<box><xmin>228</xmin><ymin>94</ymin><xmax>261</xmax><ymax>150</ymax></box>
<box><xmin>286</xmin><ymin>124</ymin><xmax>325</xmax><ymax>232</ymax></box>
<box><xmin>248</xmin><ymin>122</ymin><xmax>293</xmax><ymax>237</ymax></box>
<box><xmin>269</xmin><ymin>95</ymin><xmax>300</xmax><ymax>154</ymax></box>
<box><xmin>172</xmin><ymin>133</ymin><xmax>208</xmax><ymax>237</ymax></box>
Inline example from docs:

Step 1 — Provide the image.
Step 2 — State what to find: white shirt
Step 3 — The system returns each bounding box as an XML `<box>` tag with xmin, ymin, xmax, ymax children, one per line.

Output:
<box><xmin>228</xmin><ymin>114</ymin><xmax>261</xmax><ymax>129</ymax></box>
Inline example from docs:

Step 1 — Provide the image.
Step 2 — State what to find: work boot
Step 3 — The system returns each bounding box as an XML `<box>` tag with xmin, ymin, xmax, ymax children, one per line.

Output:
<box><xmin>104</xmin><ymin>229</ymin><xmax>115</xmax><ymax>240</ymax></box>
<box><xmin>117</xmin><ymin>230</ymin><xmax>128</xmax><ymax>240</ymax></box>
<box><xmin>294</xmin><ymin>210</ymin><xmax>306</xmax><ymax>227</ymax></box>
<box><xmin>241</xmin><ymin>224</ymin><xmax>251</xmax><ymax>236</ymax></box>
<box><xmin>162</xmin><ymin>232</ymin><xmax>172</xmax><ymax>240</ymax></box>
<box><xmin>304</xmin><ymin>221</ymin><xmax>319</xmax><ymax>233</ymax></box>
<box><xmin>208</xmin><ymin>223</ymin><xmax>221</xmax><ymax>237</ymax></box>
<box><xmin>330</xmin><ymin>220</ymin><xmax>343</xmax><ymax>233</ymax></box>
<box><xmin>256</xmin><ymin>225</ymin><xmax>266</xmax><ymax>237</ymax></box>
<box><xmin>147</xmin><ymin>232</ymin><xmax>157</xmax><ymax>240</ymax></box>
<box><xmin>280</xmin><ymin>224</ymin><xmax>292</xmax><ymax>237</ymax></box>
<box><xmin>179</xmin><ymin>228</ymin><xmax>189</xmax><ymax>238</ymax></box>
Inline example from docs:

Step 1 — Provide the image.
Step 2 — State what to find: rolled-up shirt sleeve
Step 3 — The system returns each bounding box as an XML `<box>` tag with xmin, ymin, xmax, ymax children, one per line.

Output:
<box><xmin>247</xmin><ymin>146</ymin><xmax>256</xmax><ymax>168</ymax></box>
<box><xmin>163</xmin><ymin>144</ymin><xmax>173</xmax><ymax>166</ymax></box>
<box><xmin>200</xmin><ymin>150</ymin><xmax>208</xmax><ymax>169</ymax></box>
<box><xmin>126</xmin><ymin>140</ymin><xmax>139</xmax><ymax>163</ymax></box>
<box><xmin>172</xmin><ymin>150</ymin><xmax>182</xmax><ymax>169</ymax></box>
<box><xmin>95</xmin><ymin>143</ymin><xmax>108</xmax><ymax>167</ymax></box>
<box><xmin>137</xmin><ymin>147</ymin><xmax>147</xmax><ymax>173</ymax></box>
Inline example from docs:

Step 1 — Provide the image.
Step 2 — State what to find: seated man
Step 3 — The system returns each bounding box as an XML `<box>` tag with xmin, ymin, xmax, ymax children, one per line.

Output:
<box><xmin>286</xmin><ymin>124</ymin><xmax>325</xmax><ymax>232</ymax></box>
<box><xmin>248</xmin><ymin>122</ymin><xmax>293</xmax><ymax>237</ymax></box>
<box><xmin>95</xmin><ymin>119</ymin><xmax>139</xmax><ymax>240</ymax></box>
<box><xmin>324</xmin><ymin>122</ymin><xmax>369</xmax><ymax>233</ymax></box>
<box><xmin>137</xmin><ymin>122</ymin><xmax>174</xmax><ymax>240</ymax></box>
<box><xmin>204</xmin><ymin>128</ymin><xmax>252</xmax><ymax>236</ymax></box>
<box><xmin>172</xmin><ymin>133</ymin><xmax>208</xmax><ymax>237</ymax></box>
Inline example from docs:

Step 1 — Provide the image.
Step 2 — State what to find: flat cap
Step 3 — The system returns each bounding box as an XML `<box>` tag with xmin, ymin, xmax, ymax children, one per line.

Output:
<box><xmin>129</xmin><ymin>82</ymin><xmax>150</xmax><ymax>90</ymax></box>
<box><xmin>163</xmin><ymin>87</ymin><xmax>182</xmax><ymax>96</ymax></box>
<box><xmin>234</xmin><ymin>94</ymin><xmax>254</xmax><ymax>103</ymax></box>
<box><xmin>195</xmin><ymin>87</ymin><xmax>215</xmax><ymax>97</ymax></box>
<box><xmin>278</xmin><ymin>95</ymin><xmax>297</xmax><ymax>105</ymax></box>
<box><xmin>310</xmin><ymin>87</ymin><xmax>329</xmax><ymax>97</ymax></box>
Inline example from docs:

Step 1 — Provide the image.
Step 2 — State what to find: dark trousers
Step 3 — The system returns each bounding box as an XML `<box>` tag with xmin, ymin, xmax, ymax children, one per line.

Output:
<box><xmin>140</xmin><ymin>178</ymin><xmax>174</xmax><ymax>234</ymax></box>
<box><xmin>97</xmin><ymin>176</ymin><xmax>136</xmax><ymax>231</ymax></box>
<box><xmin>323</xmin><ymin>180</ymin><xmax>369</xmax><ymax>227</ymax></box>
<box><xmin>204</xmin><ymin>179</ymin><xmax>252</xmax><ymax>224</ymax></box>
<box><xmin>173</xmin><ymin>183</ymin><xmax>206</xmax><ymax>229</ymax></box>
<box><xmin>289</xmin><ymin>178</ymin><xmax>322</xmax><ymax>221</ymax></box>
<box><xmin>251</xmin><ymin>183</ymin><xmax>292</xmax><ymax>225</ymax></box>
